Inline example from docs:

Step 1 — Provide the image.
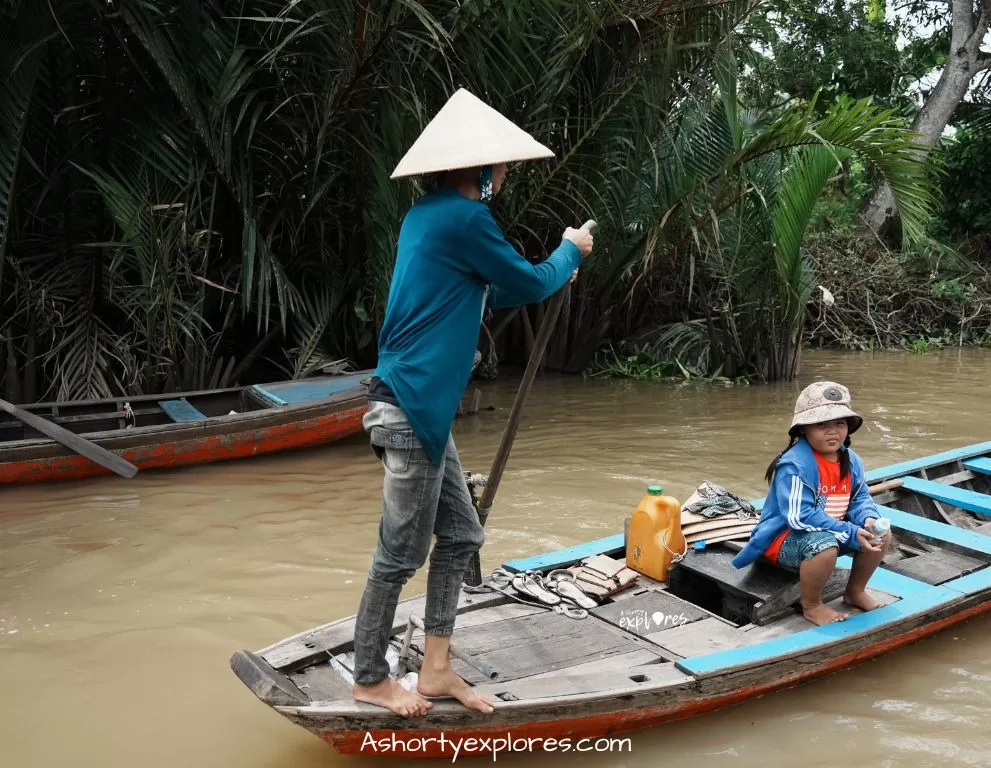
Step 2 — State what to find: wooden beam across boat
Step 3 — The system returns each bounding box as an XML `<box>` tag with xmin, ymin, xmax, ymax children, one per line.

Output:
<box><xmin>963</xmin><ymin>457</ymin><xmax>991</xmax><ymax>477</ymax></box>
<box><xmin>898</xmin><ymin>475</ymin><xmax>991</xmax><ymax>517</ymax></box>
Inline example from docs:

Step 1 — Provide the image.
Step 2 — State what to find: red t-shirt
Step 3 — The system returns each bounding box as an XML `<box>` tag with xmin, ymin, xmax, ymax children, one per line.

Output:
<box><xmin>765</xmin><ymin>452</ymin><xmax>851</xmax><ymax>563</ymax></box>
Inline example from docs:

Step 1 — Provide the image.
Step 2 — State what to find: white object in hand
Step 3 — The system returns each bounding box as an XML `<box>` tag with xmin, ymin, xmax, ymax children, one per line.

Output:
<box><xmin>871</xmin><ymin>517</ymin><xmax>891</xmax><ymax>547</ymax></box>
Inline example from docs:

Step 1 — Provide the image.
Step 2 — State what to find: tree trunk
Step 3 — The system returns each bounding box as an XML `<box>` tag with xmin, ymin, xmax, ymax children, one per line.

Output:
<box><xmin>863</xmin><ymin>0</ymin><xmax>991</xmax><ymax>236</ymax></box>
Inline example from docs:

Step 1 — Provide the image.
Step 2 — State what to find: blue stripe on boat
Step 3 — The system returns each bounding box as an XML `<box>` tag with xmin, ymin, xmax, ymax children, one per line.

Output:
<box><xmin>833</xmin><ymin>561</ymin><xmax>931</xmax><ymax>597</ymax></box>
<box><xmin>158</xmin><ymin>399</ymin><xmax>207</xmax><ymax>422</ymax></box>
<box><xmin>864</xmin><ymin>441</ymin><xmax>991</xmax><ymax>483</ymax></box>
<box><xmin>253</xmin><ymin>374</ymin><xmax>367</xmax><ymax>406</ymax></box>
<box><xmin>502</xmin><ymin>533</ymin><xmax>625</xmax><ymax>573</ymax></box>
<box><xmin>963</xmin><ymin>457</ymin><xmax>991</xmax><ymax>477</ymax></box>
<box><xmin>675</xmin><ymin>584</ymin><xmax>960</xmax><ymax>677</ymax></box>
<box><xmin>941</xmin><ymin>566</ymin><xmax>991</xmax><ymax>597</ymax></box>
<box><xmin>875</xmin><ymin>505</ymin><xmax>991</xmax><ymax>555</ymax></box>
<box><xmin>250</xmin><ymin>385</ymin><xmax>287</xmax><ymax>406</ymax></box>
<box><xmin>899</xmin><ymin>476</ymin><xmax>991</xmax><ymax>517</ymax></box>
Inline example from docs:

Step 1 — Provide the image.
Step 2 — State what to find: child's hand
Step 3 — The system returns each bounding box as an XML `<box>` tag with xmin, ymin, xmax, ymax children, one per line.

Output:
<box><xmin>856</xmin><ymin>526</ymin><xmax>883</xmax><ymax>553</ymax></box>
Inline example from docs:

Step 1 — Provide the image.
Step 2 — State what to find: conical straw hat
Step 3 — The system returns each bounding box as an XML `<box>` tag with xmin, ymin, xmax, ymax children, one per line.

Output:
<box><xmin>391</xmin><ymin>88</ymin><xmax>554</xmax><ymax>179</ymax></box>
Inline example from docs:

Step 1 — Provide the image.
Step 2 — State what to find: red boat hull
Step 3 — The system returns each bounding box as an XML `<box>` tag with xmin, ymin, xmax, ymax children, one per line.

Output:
<box><xmin>0</xmin><ymin>404</ymin><xmax>366</xmax><ymax>485</ymax></box>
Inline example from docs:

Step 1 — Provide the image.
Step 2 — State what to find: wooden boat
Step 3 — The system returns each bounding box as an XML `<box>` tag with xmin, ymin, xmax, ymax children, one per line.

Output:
<box><xmin>230</xmin><ymin>440</ymin><xmax>991</xmax><ymax>759</ymax></box>
<box><xmin>0</xmin><ymin>373</ymin><xmax>372</xmax><ymax>485</ymax></box>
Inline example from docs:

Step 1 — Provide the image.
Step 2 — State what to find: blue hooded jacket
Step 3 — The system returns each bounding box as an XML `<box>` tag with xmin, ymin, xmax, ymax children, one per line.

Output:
<box><xmin>731</xmin><ymin>436</ymin><xmax>878</xmax><ymax>568</ymax></box>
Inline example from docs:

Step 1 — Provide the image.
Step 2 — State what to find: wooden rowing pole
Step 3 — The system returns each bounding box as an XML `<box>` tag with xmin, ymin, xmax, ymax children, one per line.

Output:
<box><xmin>464</xmin><ymin>220</ymin><xmax>597</xmax><ymax>586</ymax></box>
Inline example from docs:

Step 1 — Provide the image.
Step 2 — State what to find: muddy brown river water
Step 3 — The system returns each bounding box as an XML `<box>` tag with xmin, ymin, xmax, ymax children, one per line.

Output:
<box><xmin>2</xmin><ymin>349</ymin><xmax>990</xmax><ymax>767</ymax></box>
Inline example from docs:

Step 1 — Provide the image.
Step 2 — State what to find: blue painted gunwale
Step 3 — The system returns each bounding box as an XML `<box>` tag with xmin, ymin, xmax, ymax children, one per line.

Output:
<box><xmin>676</xmin><ymin>565</ymin><xmax>991</xmax><ymax>677</ymax></box>
<box><xmin>863</xmin><ymin>441</ymin><xmax>991</xmax><ymax>483</ymax></box>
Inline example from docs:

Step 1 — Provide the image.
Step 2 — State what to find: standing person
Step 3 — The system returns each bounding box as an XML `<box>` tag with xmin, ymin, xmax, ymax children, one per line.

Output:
<box><xmin>732</xmin><ymin>381</ymin><xmax>890</xmax><ymax>626</ymax></box>
<box><xmin>352</xmin><ymin>89</ymin><xmax>594</xmax><ymax>717</ymax></box>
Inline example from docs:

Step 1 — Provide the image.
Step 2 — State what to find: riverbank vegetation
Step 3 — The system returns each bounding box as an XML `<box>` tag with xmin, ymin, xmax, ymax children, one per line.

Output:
<box><xmin>1</xmin><ymin>0</ymin><xmax>989</xmax><ymax>401</ymax></box>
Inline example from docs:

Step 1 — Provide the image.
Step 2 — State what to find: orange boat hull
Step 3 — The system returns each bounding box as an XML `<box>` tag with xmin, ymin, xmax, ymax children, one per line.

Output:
<box><xmin>0</xmin><ymin>405</ymin><xmax>366</xmax><ymax>485</ymax></box>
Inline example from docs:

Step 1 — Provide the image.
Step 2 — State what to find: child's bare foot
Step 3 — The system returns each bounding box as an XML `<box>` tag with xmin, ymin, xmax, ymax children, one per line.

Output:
<box><xmin>418</xmin><ymin>665</ymin><xmax>495</xmax><ymax>714</ymax></box>
<box><xmin>843</xmin><ymin>589</ymin><xmax>888</xmax><ymax>612</ymax></box>
<box><xmin>802</xmin><ymin>602</ymin><xmax>849</xmax><ymax>626</ymax></box>
<box><xmin>353</xmin><ymin>679</ymin><xmax>432</xmax><ymax>717</ymax></box>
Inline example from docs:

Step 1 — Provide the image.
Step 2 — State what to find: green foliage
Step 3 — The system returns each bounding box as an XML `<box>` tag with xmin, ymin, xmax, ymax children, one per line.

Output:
<box><xmin>933</xmin><ymin>124</ymin><xmax>991</xmax><ymax>238</ymax></box>
<box><xmin>1</xmin><ymin>0</ymin><xmax>758</xmax><ymax>400</ymax></box>
<box><xmin>739</xmin><ymin>0</ymin><xmax>950</xmax><ymax>113</ymax></box>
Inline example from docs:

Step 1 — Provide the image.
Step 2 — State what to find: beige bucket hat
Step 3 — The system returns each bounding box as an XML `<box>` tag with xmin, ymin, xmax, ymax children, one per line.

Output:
<box><xmin>789</xmin><ymin>381</ymin><xmax>863</xmax><ymax>436</ymax></box>
<box><xmin>390</xmin><ymin>88</ymin><xmax>554</xmax><ymax>179</ymax></box>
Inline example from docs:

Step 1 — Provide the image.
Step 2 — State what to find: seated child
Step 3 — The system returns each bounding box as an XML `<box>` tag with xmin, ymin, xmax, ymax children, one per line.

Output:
<box><xmin>732</xmin><ymin>381</ymin><xmax>889</xmax><ymax>625</ymax></box>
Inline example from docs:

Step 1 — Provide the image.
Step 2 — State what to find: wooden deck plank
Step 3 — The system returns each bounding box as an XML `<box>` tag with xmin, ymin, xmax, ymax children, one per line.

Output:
<box><xmin>430</xmin><ymin>611</ymin><xmax>649</xmax><ymax>684</ymax></box>
<box><xmin>646</xmin><ymin>617</ymin><xmax>754</xmax><ymax>657</ymax></box>
<box><xmin>882</xmin><ymin>550</ymin><xmax>988</xmax><ymax>585</ymax></box>
<box><xmin>590</xmin><ymin>589</ymin><xmax>711</xmax><ymax>636</ymax></box>
<box><xmin>471</xmin><ymin>648</ymin><xmax>663</xmax><ymax>692</ymax></box>
<box><xmin>473</xmin><ymin>661</ymin><xmax>690</xmax><ymax>701</ymax></box>
<box><xmin>963</xmin><ymin>457</ymin><xmax>991</xmax><ymax>477</ymax></box>
<box><xmin>899</xmin><ymin>476</ymin><xmax>991</xmax><ymax>518</ymax></box>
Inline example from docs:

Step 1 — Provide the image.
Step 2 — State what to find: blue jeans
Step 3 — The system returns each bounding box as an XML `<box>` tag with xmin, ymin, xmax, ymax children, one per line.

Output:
<box><xmin>351</xmin><ymin>401</ymin><xmax>485</xmax><ymax>686</ymax></box>
<box><xmin>775</xmin><ymin>529</ymin><xmax>855</xmax><ymax>569</ymax></box>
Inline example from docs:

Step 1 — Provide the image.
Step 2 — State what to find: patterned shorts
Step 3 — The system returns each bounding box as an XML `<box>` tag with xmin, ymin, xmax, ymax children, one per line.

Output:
<box><xmin>775</xmin><ymin>529</ymin><xmax>854</xmax><ymax>569</ymax></box>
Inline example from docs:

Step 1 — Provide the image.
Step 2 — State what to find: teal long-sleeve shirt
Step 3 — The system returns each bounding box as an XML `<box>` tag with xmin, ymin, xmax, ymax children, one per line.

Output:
<box><xmin>373</xmin><ymin>186</ymin><xmax>582</xmax><ymax>464</ymax></box>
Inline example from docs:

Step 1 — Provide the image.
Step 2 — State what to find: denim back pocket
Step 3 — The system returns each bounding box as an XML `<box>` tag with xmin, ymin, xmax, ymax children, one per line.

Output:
<box><xmin>368</xmin><ymin>425</ymin><xmax>413</xmax><ymax>473</ymax></box>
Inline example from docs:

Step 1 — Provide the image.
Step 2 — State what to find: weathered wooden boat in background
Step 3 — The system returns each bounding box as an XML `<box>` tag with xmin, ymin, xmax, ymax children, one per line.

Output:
<box><xmin>0</xmin><ymin>373</ymin><xmax>372</xmax><ymax>485</ymax></box>
<box><xmin>231</xmin><ymin>440</ymin><xmax>991</xmax><ymax>759</ymax></box>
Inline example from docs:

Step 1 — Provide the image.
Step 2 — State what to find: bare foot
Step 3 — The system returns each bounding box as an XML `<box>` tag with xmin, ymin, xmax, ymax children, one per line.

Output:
<box><xmin>802</xmin><ymin>602</ymin><xmax>849</xmax><ymax>626</ymax></box>
<box><xmin>353</xmin><ymin>679</ymin><xmax>432</xmax><ymax>718</ymax></box>
<box><xmin>843</xmin><ymin>589</ymin><xmax>888</xmax><ymax>612</ymax></box>
<box><xmin>417</xmin><ymin>665</ymin><xmax>495</xmax><ymax>714</ymax></box>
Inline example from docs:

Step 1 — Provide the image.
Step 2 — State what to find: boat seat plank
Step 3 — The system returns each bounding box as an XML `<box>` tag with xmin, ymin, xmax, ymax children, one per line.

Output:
<box><xmin>431</xmin><ymin>610</ymin><xmax>649</xmax><ymax>685</ymax></box>
<box><xmin>963</xmin><ymin>457</ymin><xmax>991</xmax><ymax>477</ymax></box>
<box><xmin>882</xmin><ymin>550</ymin><xmax>988</xmax><ymax>585</ymax></box>
<box><xmin>899</xmin><ymin>476</ymin><xmax>991</xmax><ymax>518</ymax></box>
<box><xmin>252</xmin><ymin>374</ymin><xmax>368</xmax><ymax>406</ymax></box>
<box><xmin>502</xmin><ymin>534</ymin><xmax>624</xmax><ymax>573</ymax></box>
<box><xmin>668</xmin><ymin>547</ymin><xmax>797</xmax><ymax>604</ymax></box>
<box><xmin>875</xmin><ymin>505</ymin><xmax>991</xmax><ymax>556</ymax></box>
<box><xmin>676</xmin><ymin>583</ymin><xmax>960</xmax><ymax>679</ymax></box>
<box><xmin>158</xmin><ymin>398</ymin><xmax>207</xmax><ymax>423</ymax></box>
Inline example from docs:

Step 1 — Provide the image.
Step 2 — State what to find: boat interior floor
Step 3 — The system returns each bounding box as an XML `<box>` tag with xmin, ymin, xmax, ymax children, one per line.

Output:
<box><xmin>254</xmin><ymin>461</ymin><xmax>991</xmax><ymax>708</ymax></box>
